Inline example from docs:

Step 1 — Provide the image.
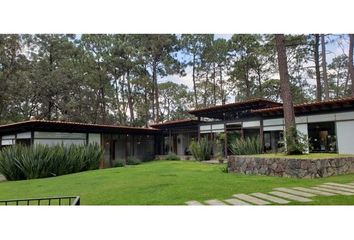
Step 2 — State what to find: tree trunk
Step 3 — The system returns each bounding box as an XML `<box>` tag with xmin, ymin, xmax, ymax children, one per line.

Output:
<box><xmin>220</xmin><ymin>66</ymin><xmax>225</xmax><ymax>105</ymax></box>
<box><xmin>126</xmin><ymin>70</ymin><xmax>135</xmax><ymax>125</ymax></box>
<box><xmin>213</xmin><ymin>63</ymin><xmax>216</xmax><ymax>105</ymax></box>
<box><xmin>314</xmin><ymin>34</ymin><xmax>322</xmax><ymax>101</ymax></box>
<box><xmin>275</xmin><ymin>34</ymin><xmax>296</xmax><ymax>136</ymax></box>
<box><xmin>321</xmin><ymin>34</ymin><xmax>329</xmax><ymax>100</ymax></box>
<box><xmin>151</xmin><ymin>62</ymin><xmax>156</xmax><ymax>121</ymax></box>
<box><xmin>203</xmin><ymin>68</ymin><xmax>209</xmax><ymax>106</ymax></box>
<box><xmin>153</xmin><ymin>61</ymin><xmax>159</xmax><ymax>122</ymax></box>
<box><xmin>348</xmin><ymin>34</ymin><xmax>354</xmax><ymax>96</ymax></box>
<box><xmin>192</xmin><ymin>53</ymin><xmax>198</xmax><ymax>108</ymax></box>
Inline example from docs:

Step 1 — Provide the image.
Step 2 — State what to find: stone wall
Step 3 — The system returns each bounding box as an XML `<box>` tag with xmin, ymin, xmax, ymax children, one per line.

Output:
<box><xmin>228</xmin><ymin>155</ymin><xmax>354</xmax><ymax>178</ymax></box>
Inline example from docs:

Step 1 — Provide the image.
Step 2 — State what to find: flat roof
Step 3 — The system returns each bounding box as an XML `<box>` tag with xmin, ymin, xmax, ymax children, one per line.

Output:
<box><xmin>188</xmin><ymin>98</ymin><xmax>282</xmax><ymax>119</ymax></box>
<box><xmin>0</xmin><ymin>120</ymin><xmax>160</xmax><ymax>136</ymax></box>
<box><xmin>252</xmin><ymin>97</ymin><xmax>354</xmax><ymax>116</ymax></box>
<box><xmin>150</xmin><ymin>119</ymin><xmax>201</xmax><ymax>129</ymax></box>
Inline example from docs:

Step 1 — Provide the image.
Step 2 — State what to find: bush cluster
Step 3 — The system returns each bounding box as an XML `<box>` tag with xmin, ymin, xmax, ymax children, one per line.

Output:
<box><xmin>189</xmin><ymin>138</ymin><xmax>212</xmax><ymax>161</ymax></box>
<box><xmin>229</xmin><ymin>137</ymin><xmax>262</xmax><ymax>155</ymax></box>
<box><xmin>164</xmin><ymin>152</ymin><xmax>180</xmax><ymax>160</ymax></box>
<box><xmin>0</xmin><ymin>144</ymin><xmax>103</xmax><ymax>181</ymax></box>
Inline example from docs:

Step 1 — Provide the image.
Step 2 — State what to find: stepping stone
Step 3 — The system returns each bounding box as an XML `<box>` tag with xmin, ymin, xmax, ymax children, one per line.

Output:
<box><xmin>312</xmin><ymin>187</ymin><xmax>354</xmax><ymax>196</ymax></box>
<box><xmin>204</xmin><ymin>199</ymin><xmax>227</xmax><ymax>205</ymax></box>
<box><xmin>293</xmin><ymin>187</ymin><xmax>335</xmax><ymax>196</ymax></box>
<box><xmin>323</xmin><ymin>183</ymin><xmax>354</xmax><ymax>190</ymax></box>
<box><xmin>185</xmin><ymin>200</ymin><xmax>204</xmax><ymax>206</ymax></box>
<box><xmin>273</xmin><ymin>187</ymin><xmax>316</xmax><ymax>197</ymax></box>
<box><xmin>232</xmin><ymin>194</ymin><xmax>270</xmax><ymax>205</ymax></box>
<box><xmin>348</xmin><ymin>183</ymin><xmax>354</xmax><ymax>186</ymax></box>
<box><xmin>224</xmin><ymin>198</ymin><xmax>251</xmax><ymax>205</ymax></box>
<box><xmin>318</xmin><ymin>185</ymin><xmax>354</xmax><ymax>193</ymax></box>
<box><xmin>251</xmin><ymin>192</ymin><xmax>290</xmax><ymax>204</ymax></box>
<box><xmin>269</xmin><ymin>191</ymin><xmax>312</xmax><ymax>202</ymax></box>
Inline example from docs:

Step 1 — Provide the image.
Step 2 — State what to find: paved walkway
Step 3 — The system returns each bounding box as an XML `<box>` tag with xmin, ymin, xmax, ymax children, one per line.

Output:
<box><xmin>185</xmin><ymin>182</ymin><xmax>354</xmax><ymax>205</ymax></box>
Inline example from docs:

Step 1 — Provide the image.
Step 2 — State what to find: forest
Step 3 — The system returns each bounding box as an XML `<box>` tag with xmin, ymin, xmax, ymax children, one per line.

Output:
<box><xmin>0</xmin><ymin>34</ymin><xmax>353</xmax><ymax>126</ymax></box>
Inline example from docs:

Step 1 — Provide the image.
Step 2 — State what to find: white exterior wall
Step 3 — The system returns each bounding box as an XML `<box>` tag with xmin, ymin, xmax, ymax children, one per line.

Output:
<box><xmin>242</xmin><ymin>120</ymin><xmax>260</xmax><ymax>128</ymax></box>
<box><xmin>296</xmin><ymin>123</ymin><xmax>309</xmax><ymax>153</ymax></box>
<box><xmin>88</xmin><ymin>133</ymin><xmax>101</xmax><ymax>145</ymax></box>
<box><xmin>336</xmin><ymin>121</ymin><xmax>354</xmax><ymax>154</ymax></box>
<box><xmin>33</xmin><ymin>131</ymin><xmax>87</xmax><ymax>147</ymax></box>
<box><xmin>34</xmin><ymin>139</ymin><xmax>86</xmax><ymax>146</ymax></box>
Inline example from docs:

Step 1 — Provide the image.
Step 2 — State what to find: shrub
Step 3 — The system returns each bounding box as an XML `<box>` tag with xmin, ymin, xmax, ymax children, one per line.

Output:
<box><xmin>285</xmin><ymin>126</ymin><xmax>309</xmax><ymax>155</ymax></box>
<box><xmin>164</xmin><ymin>152</ymin><xmax>180</xmax><ymax>161</ymax></box>
<box><xmin>126</xmin><ymin>156</ymin><xmax>141</xmax><ymax>165</ymax></box>
<box><xmin>189</xmin><ymin>138</ymin><xmax>212</xmax><ymax>161</ymax></box>
<box><xmin>0</xmin><ymin>144</ymin><xmax>103</xmax><ymax>181</ymax></box>
<box><xmin>215</xmin><ymin>139</ymin><xmax>223</xmax><ymax>162</ymax></box>
<box><xmin>113</xmin><ymin>159</ymin><xmax>126</xmax><ymax>168</ymax></box>
<box><xmin>229</xmin><ymin>137</ymin><xmax>262</xmax><ymax>155</ymax></box>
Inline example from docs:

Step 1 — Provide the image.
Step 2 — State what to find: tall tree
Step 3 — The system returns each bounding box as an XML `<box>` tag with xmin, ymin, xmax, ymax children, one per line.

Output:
<box><xmin>180</xmin><ymin>34</ymin><xmax>212</xmax><ymax>108</ymax></box>
<box><xmin>142</xmin><ymin>35</ymin><xmax>181</xmax><ymax>122</ymax></box>
<box><xmin>348</xmin><ymin>34</ymin><xmax>354</xmax><ymax>96</ymax></box>
<box><xmin>275</xmin><ymin>34</ymin><xmax>296</xmax><ymax>152</ymax></box>
<box><xmin>314</xmin><ymin>34</ymin><xmax>322</xmax><ymax>101</ymax></box>
<box><xmin>321</xmin><ymin>34</ymin><xmax>330</xmax><ymax>100</ymax></box>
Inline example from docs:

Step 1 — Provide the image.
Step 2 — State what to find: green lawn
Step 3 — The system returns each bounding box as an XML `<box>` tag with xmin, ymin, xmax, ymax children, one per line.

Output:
<box><xmin>250</xmin><ymin>153</ymin><xmax>354</xmax><ymax>159</ymax></box>
<box><xmin>0</xmin><ymin>160</ymin><xmax>354</xmax><ymax>205</ymax></box>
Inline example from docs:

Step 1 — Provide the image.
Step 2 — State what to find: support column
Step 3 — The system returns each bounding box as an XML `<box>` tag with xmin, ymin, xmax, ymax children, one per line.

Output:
<box><xmin>259</xmin><ymin>119</ymin><xmax>264</xmax><ymax>153</ymax></box>
<box><xmin>224</xmin><ymin>124</ymin><xmax>228</xmax><ymax>158</ymax></box>
<box><xmin>169</xmin><ymin>129</ymin><xmax>172</xmax><ymax>153</ymax></box>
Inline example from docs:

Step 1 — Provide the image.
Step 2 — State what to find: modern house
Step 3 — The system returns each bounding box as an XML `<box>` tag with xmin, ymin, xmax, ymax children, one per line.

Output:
<box><xmin>152</xmin><ymin>97</ymin><xmax>354</xmax><ymax>156</ymax></box>
<box><xmin>0</xmin><ymin>120</ymin><xmax>159</xmax><ymax>167</ymax></box>
<box><xmin>1</xmin><ymin>97</ymin><xmax>354</xmax><ymax>168</ymax></box>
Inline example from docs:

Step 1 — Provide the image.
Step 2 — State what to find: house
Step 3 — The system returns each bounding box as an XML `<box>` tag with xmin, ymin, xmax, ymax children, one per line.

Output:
<box><xmin>152</xmin><ymin>97</ymin><xmax>354</xmax><ymax>156</ymax></box>
<box><xmin>0</xmin><ymin>120</ymin><xmax>159</xmax><ymax>167</ymax></box>
<box><xmin>1</xmin><ymin>97</ymin><xmax>354</xmax><ymax>168</ymax></box>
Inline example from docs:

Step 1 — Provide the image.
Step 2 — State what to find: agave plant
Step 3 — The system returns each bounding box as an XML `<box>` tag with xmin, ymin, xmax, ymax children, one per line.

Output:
<box><xmin>0</xmin><ymin>143</ymin><xmax>103</xmax><ymax>181</ymax></box>
<box><xmin>189</xmin><ymin>138</ymin><xmax>212</xmax><ymax>161</ymax></box>
<box><xmin>229</xmin><ymin>137</ymin><xmax>262</xmax><ymax>155</ymax></box>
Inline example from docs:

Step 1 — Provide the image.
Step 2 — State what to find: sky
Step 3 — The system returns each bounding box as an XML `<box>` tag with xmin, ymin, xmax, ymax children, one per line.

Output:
<box><xmin>159</xmin><ymin>34</ymin><xmax>351</xmax><ymax>103</ymax></box>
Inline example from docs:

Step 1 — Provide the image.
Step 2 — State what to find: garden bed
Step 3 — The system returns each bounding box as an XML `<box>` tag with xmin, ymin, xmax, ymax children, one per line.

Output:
<box><xmin>228</xmin><ymin>154</ymin><xmax>354</xmax><ymax>178</ymax></box>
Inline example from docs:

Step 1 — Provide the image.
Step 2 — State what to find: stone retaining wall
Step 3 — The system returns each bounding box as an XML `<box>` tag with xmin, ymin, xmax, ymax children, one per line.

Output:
<box><xmin>228</xmin><ymin>155</ymin><xmax>354</xmax><ymax>178</ymax></box>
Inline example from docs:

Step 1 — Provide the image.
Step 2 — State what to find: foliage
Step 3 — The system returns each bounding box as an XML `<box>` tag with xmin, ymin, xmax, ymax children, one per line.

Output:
<box><xmin>189</xmin><ymin>138</ymin><xmax>212</xmax><ymax>161</ymax></box>
<box><xmin>220</xmin><ymin>166</ymin><xmax>228</xmax><ymax>173</ymax></box>
<box><xmin>229</xmin><ymin>137</ymin><xmax>262</xmax><ymax>155</ymax></box>
<box><xmin>0</xmin><ymin>34</ymin><xmax>352</xmax><ymax>125</ymax></box>
<box><xmin>214</xmin><ymin>139</ymin><xmax>223</xmax><ymax>161</ymax></box>
<box><xmin>285</xmin><ymin>126</ymin><xmax>309</xmax><ymax>155</ymax></box>
<box><xmin>164</xmin><ymin>152</ymin><xmax>180</xmax><ymax>161</ymax></box>
<box><xmin>126</xmin><ymin>156</ymin><xmax>141</xmax><ymax>165</ymax></box>
<box><xmin>113</xmin><ymin>159</ymin><xmax>126</xmax><ymax>168</ymax></box>
<box><xmin>0</xmin><ymin>144</ymin><xmax>103</xmax><ymax>181</ymax></box>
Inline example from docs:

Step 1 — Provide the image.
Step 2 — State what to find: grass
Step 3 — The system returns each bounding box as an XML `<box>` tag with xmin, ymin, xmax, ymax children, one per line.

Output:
<box><xmin>249</xmin><ymin>153</ymin><xmax>354</xmax><ymax>159</ymax></box>
<box><xmin>0</xmin><ymin>160</ymin><xmax>354</xmax><ymax>205</ymax></box>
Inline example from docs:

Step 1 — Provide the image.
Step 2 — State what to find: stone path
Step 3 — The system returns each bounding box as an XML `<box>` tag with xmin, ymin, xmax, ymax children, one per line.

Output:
<box><xmin>292</xmin><ymin>187</ymin><xmax>335</xmax><ymax>196</ymax></box>
<box><xmin>250</xmin><ymin>192</ymin><xmax>290</xmax><ymax>204</ymax></box>
<box><xmin>273</xmin><ymin>187</ymin><xmax>316</xmax><ymax>197</ymax></box>
<box><xmin>323</xmin><ymin>183</ymin><xmax>354</xmax><ymax>190</ymax></box>
<box><xmin>204</xmin><ymin>199</ymin><xmax>227</xmax><ymax>205</ymax></box>
<box><xmin>232</xmin><ymin>194</ymin><xmax>271</xmax><ymax>205</ymax></box>
<box><xmin>185</xmin><ymin>200</ymin><xmax>204</xmax><ymax>205</ymax></box>
<box><xmin>312</xmin><ymin>186</ymin><xmax>354</xmax><ymax>195</ymax></box>
<box><xmin>318</xmin><ymin>185</ymin><xmax>354</xmax><ymax>193</ymax></box>
<box><xmin>185</xmin><ymin>181</ymin><xmax>354</xmax><ymax>206</ymax></box>
<box><xmin>224</xmin><ymin>198</ymin><xmax>251</xmax><ymax>205</ymax></box>
<box><xmin>268</xmin><ymin>191</ymin><xmax>313</xmax><ymax>202</ymax></box>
